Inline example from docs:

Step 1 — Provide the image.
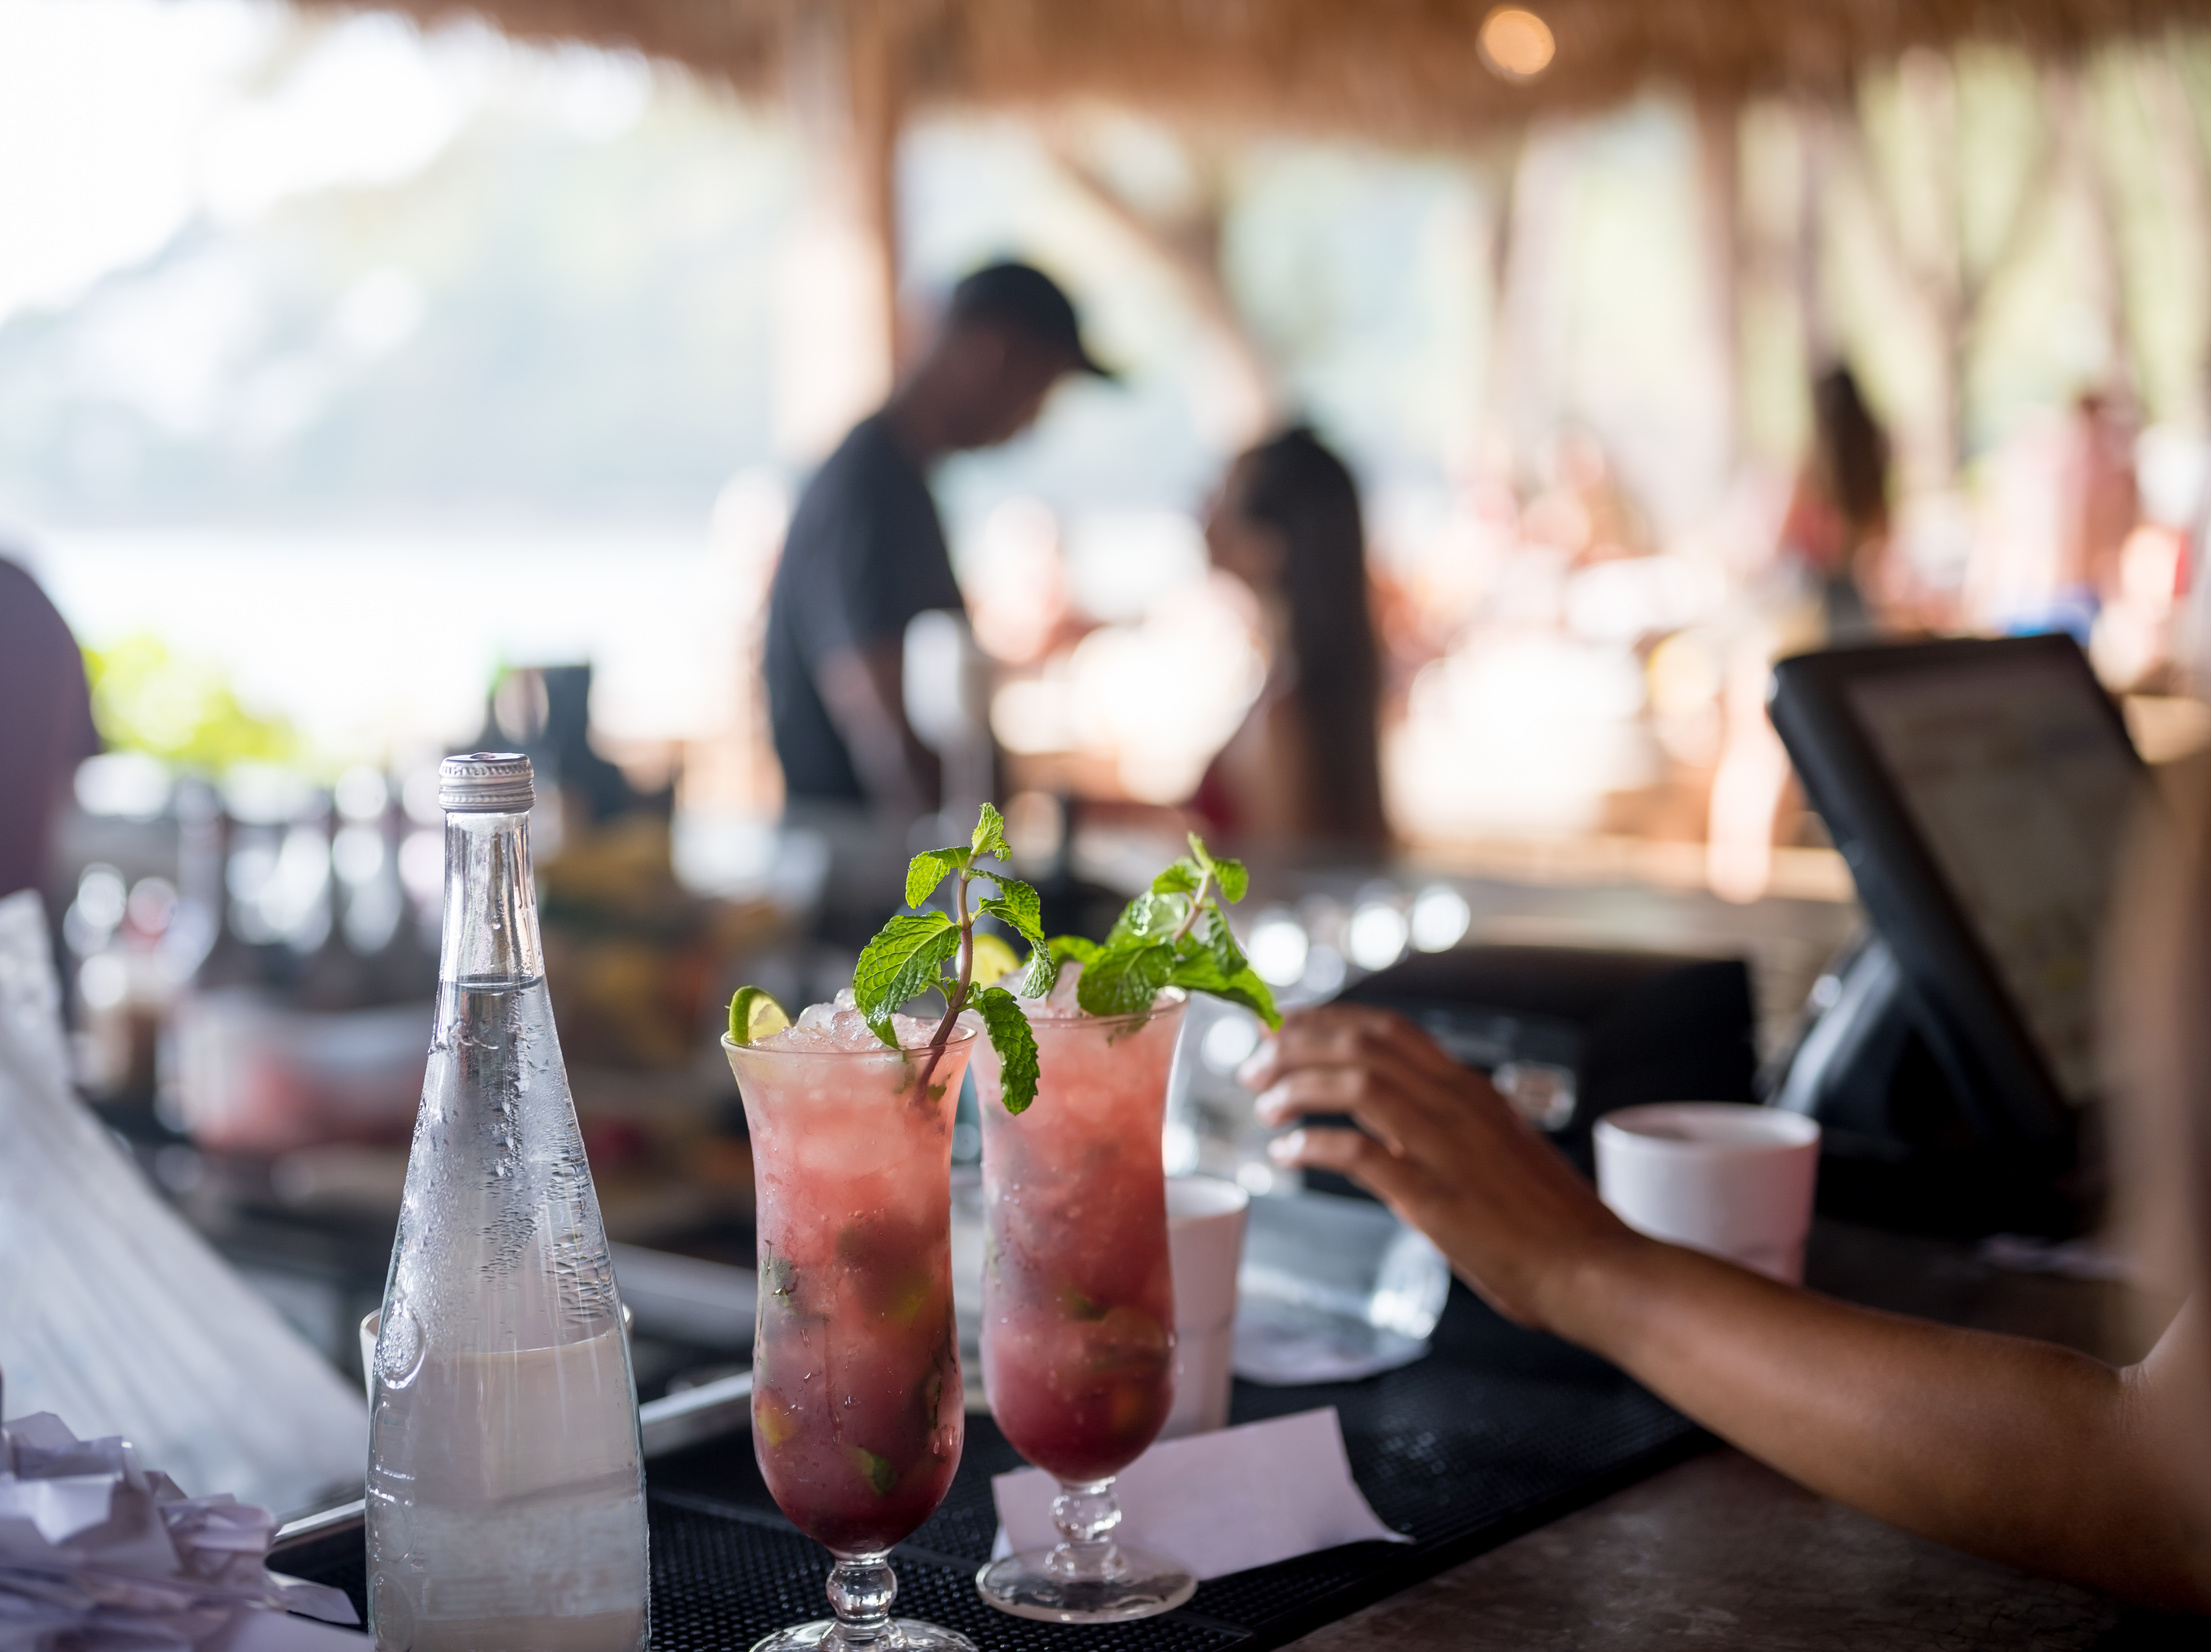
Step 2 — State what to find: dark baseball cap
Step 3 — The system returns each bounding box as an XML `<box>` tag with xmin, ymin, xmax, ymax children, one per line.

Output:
<box><xmin>947</xmin><ymin>261</ymin><xmax>1115</xmax><ymax>379</ymax></box>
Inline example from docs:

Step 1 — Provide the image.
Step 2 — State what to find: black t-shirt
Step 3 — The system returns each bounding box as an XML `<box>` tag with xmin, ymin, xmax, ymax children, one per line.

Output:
<box><xmin>765</xmin><ymin>413</ymin><xmax>964</xmax><ymax>804</ymax></box>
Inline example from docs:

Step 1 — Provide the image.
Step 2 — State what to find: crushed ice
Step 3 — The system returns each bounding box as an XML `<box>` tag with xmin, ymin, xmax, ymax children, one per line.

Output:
<box><xmin>762</xmin><ymin>988</ymin><xmax>945</xmax><ymax>1052</ymax></box>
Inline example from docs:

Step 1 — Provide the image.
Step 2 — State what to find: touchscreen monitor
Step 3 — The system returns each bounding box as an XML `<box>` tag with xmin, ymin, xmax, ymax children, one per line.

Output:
<box><xmin>1770</xmin><ymin>635</ymin><xmax>2145</xmax><ymax>1143</ymax></box>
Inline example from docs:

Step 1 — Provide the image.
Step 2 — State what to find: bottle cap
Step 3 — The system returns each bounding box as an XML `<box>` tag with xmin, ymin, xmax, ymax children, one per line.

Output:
<box><xmin>437</xmin><ymin>752</ymin><xmax>535</xmax><ymax>814</ymax></box>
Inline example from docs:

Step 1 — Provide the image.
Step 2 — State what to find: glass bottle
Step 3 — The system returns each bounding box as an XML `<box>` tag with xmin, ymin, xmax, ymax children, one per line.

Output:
<box><xmin>366</xmin><ymin>753</ymin><xmax>648</xmax><ymax>1652</ymax></box>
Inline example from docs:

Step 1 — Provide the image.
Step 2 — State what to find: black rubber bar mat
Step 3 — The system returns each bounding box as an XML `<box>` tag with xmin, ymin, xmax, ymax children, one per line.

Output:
<box><xmin>278</xmin><ymin>1286</ymin><xmax>1708</xmax><ymax>1649</ymax></box>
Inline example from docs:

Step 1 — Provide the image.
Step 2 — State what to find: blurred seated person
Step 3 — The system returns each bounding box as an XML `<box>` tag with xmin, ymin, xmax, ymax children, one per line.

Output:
<box><xmin>1247</xmin><ymin>768</ymin><xmax>2211</xmax><ymax>1609</ymax></box>
<box><xmin>765</xmin><ymin>262</ymin><xmax>1108</xmax><ymax>823</ymax></box>
<box><xmin>1193</xmin><ymin>427</ymin><xmax>1390</xmax><ymax>852</ymax></box>
<box><xmin>0</xmin><ymin>555</ymin><xmax>99</xmax><ymax>899</ymax></box>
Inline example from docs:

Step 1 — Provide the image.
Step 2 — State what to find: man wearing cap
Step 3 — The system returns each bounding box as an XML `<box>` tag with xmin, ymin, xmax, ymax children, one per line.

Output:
<box><xmin>763</xmin><ymin>261</ymin><xmax>1108</xmax><ymax>827</ymax></box>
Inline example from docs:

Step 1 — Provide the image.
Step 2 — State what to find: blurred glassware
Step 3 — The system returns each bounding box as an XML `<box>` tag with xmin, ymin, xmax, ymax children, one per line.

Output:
<box><xmin>1233</xmin><ymin>1191</ymin><xmax>1449</xmax><ymax>1385</ymax></box>
<box><xmin>1247</xmin><ymin>907</ymin><xmax>1308</xmax><ymax>987</ymax></box>
<box><xmin>1408</xmin><ymin>884</ymin><xmax>1472</xmax><ymax>952</ymax></box>
<box><xmin>167</xmin><ymin>989</ymin><xmax>429</xmax><ymax>1154</ymax></box>
<box><xmin>1346</xmin><ymin>889</ymin><xmax>1409</xmax><ymax>972</ymax></box>
<box><xmin>1494</xmin><ymin>1059</ymin><xmax>1577</xmax><ymax>1131</ymax></box>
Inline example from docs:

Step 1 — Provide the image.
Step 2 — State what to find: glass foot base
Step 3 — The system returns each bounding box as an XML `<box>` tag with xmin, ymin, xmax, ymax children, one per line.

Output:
<box><xmin>749</xmin><ymin>1618</ymin><xmax>976</xmax><ymax>1652</ymax></box>
<box><xmin>976</xmin><ymin>1545</ymin><xmax>1197</xmax><ymax>1623</ymax></box>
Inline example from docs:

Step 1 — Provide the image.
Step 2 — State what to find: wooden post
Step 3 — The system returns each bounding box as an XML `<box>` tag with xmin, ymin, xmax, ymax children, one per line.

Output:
<box><xmin>1492</xmin><ymin>119</ymin><xmax>1582</xmax><ymax>481</ymax></box>
<box><xmin>2138</xmin><ymin>46</ymin><xmax>2210</xmax><ymax>429</ymax></box>
<box><xmin>776</xmin><ymin>5</ymin><xmax>904</xmax><ymax>461</ymax></box>
<box><xmin>1695</xmin><ymin>93</ymin><xmax>1743</xmax><ymax>476</ymax></box>
<box><xmin>1042</xmin><ymin>129</ymin><xmax>1279</xmax><ymax>446</ymax></box>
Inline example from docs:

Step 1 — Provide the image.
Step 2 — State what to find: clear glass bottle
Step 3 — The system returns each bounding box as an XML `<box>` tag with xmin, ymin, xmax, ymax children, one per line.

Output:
<box><xmin>367</xmin><ymin>753</ymin><xmax>648</xmax><ymax>1652</ymax></box>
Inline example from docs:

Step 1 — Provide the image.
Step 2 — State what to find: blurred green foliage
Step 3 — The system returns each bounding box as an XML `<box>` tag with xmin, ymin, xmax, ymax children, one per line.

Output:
<box><xmin>83</xmin><ymin>634</ymin><xmax>299</xmax><ymax>770</ymax></box>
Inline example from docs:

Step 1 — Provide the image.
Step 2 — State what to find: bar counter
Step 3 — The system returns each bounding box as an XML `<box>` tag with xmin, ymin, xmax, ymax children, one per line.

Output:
<box><xmin>1294</xmin><ymin>1220</ymin><xmax>2200</xmax><ymax>1651</ymax></box>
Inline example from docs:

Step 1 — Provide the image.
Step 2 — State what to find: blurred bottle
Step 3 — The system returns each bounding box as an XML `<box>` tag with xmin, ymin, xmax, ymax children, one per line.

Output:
<box><xmin>366</xmin><ymin>753</ymin><xmax>647</xmax><ymax>1652</ymax></box>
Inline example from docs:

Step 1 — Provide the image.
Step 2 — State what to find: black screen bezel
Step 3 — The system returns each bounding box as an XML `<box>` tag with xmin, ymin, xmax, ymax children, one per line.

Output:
<box><xmin>1768</xmin><ymin>634</ymin><xmax>2142</xmax><ymax>1147</ymax></box>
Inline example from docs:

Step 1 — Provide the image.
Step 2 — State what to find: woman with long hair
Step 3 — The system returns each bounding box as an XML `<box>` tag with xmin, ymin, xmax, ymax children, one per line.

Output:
<box><xmin>1192</xmin><ymin>426</ymin><xmax>1390</xmax><ymax>850</ymax></box>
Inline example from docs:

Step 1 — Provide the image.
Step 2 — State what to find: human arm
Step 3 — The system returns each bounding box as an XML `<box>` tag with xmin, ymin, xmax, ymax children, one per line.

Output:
<box><xmin>1248</xmin><ymin>1004</ymin><xmax>2211</xmax><ymax>1609</ymax></box>
<box><xmin>813</xmin><ymin>636</ymin><xmax>943</xmax><ymax>816</ymax></box>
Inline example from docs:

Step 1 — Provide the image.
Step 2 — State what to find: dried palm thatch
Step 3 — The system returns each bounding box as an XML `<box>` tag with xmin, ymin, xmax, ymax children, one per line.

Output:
<box><xmin>369</xmin><ymin>0</ymin><xmax>2203</xmax><ymax>140</ymax></box>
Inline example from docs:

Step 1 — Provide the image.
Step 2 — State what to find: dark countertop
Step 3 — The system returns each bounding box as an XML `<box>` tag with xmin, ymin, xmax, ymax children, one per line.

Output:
<box><xmin>1291</xmin><ymin>1220</ymin><xmax>2201</xmax><ymax>1651</ymax></box>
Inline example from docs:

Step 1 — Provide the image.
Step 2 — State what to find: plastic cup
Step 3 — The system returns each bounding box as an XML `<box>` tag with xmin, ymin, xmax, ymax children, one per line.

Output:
<box><xmin>1159</xmin><ymin>1177</ymin><xmax>1249</xmax><ymax>1440</ymax></box>
<box><xmin>1593</xmin><ymin>1104</ymin><xmax>1821</xmax><ymax>1283</ymax></box>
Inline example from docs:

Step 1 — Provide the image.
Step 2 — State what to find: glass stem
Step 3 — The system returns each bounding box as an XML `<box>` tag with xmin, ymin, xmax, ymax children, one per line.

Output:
<box><xmin>1047</xmin><ymin>1478</ymin><xmax>1129</xmax><ymax>1581</ymax></box>
<box><xmin>826</xmin><ymin>1551</ymin><xmax>898</xmax><ymax>1647</ymax></box>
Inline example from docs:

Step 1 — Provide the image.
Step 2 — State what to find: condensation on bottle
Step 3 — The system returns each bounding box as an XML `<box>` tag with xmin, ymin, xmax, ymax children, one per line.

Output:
<box><xmin>366</xmin><ymin>753</ymin><xmax>648</xmax><ymax>1652</ymax></box>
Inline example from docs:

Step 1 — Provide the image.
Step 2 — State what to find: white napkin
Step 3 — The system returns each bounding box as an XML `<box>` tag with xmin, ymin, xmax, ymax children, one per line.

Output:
<box><xmin>990</xmin><ymin>1407</ymin><xmax>1407</xmax><ymax>1580</ymax></box>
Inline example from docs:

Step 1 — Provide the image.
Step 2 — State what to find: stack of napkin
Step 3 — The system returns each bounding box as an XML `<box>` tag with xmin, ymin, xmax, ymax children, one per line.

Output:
<box><xmin>0</xmin><ymin>1407</ymin><xmax>361</xmax><ymax>1651</ymax></box>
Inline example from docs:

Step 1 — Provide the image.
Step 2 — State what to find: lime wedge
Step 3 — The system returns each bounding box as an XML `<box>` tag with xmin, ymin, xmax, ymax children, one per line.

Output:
<box><xmin>728</xmin><ymin>986</ymin><xmax>792</xmax><ymax>1047</ymax></box>
<box><xmin>969</xmin><ymin>932</ymin><xmax>1021</xmax><ymax>989</ymax></box>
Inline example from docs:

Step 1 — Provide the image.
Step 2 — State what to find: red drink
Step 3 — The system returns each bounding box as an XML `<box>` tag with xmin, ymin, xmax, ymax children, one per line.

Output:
<box><xmin>974</xmin><ymin>998</ymin><xmax>1183</xmax><ymax>1483</ymax></box>
<box><xmin>727</xmin><ymin>1021</ymin><xmax>973</xmax><ymax>1558</ymax></box>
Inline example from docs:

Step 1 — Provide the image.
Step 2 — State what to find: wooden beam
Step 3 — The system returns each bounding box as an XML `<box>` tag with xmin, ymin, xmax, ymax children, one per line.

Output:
<box><xmin>775</xmin><ymin>5</ymin><xmax>905</xmax><ymax>459</ymax></box>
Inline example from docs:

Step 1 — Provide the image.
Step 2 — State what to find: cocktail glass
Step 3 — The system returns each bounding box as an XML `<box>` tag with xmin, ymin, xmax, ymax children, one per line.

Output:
<box><xmin>724</xmin><ymin>1024</ymin><xmax>979</xmax><ymax>1652</ymax></box>
<box><xmin>970</xmin><ymin>994</ymin><xmax>1193</xmax><ymax>1622</ymax></box>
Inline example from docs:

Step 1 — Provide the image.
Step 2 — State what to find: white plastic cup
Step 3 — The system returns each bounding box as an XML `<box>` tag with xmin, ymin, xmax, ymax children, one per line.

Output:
<box><xmin>1593</xmin><ymin>1104</ymin><xmax>1821</xmax><ymax>1284</ymax></box>
<box><xmin>1159</xmin><ymin>1176</ymin><xmax>1250</xmax><ymax>1439</ymax></box>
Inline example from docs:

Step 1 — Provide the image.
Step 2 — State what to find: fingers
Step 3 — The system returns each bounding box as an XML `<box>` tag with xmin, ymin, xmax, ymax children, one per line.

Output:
<box><xmin>1251</xmin><ymin>1068</ymin><xmax>1414</xmax><ymax>1155</ymax></box>
<box><xmin>1267</xmin><ymin>1127</ymin><xmax>1430</xmax><ymax>1217</ymax></box>
<box><xmin>1239</xmin><ymin>1004</ymin><xmax>1460</xmax><ymax>1091</ymax></box>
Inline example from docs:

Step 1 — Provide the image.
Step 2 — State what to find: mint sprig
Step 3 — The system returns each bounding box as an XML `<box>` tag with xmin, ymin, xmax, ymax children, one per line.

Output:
<box><xmin>1048</xmin><ymin>833</ymin><xmax>1281</xmax><ymax>1029</ymax></box>
<box><xmin>851</xmin><ymin>803</ymin><xmax>1044</xmax><ymax>1112</ymax></box>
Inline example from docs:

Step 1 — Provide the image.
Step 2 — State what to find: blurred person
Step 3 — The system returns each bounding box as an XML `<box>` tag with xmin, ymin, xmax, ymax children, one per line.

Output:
<box><xmin>0</xmin><ymin>555</ymin><xmax>99</xmax><ymax>899</ymax></box>
<box><xmin>1193</xmin><ymin>427</ymin><xmax>1390</xmax><ymax>851</ymax></box>
<box><xmin>1708</xmin><ymin>365</ymin><xmax>1893</xmax><ymax>899</ymax></box>
<box><xmin>1245</xmin><ymin>760</ymin><xmax>2211</xmax><ymax>1609</ymax></box>
<box><xmin>764</xmin><ymin>262</ymin><xmax>1109</xmax><ymax>821</ymax></box>
<box><xmin>1779</xmin><ymin>366</ymin><xmax>1893</xmax><ymax>643</ymax></box>
<box><xmin>2050</xmin><ymin>391</ymin><xmax>2141</xmax><ymax>647</ymax></box>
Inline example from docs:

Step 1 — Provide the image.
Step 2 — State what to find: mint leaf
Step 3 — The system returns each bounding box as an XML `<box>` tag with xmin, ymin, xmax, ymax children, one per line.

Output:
<box><xmin>1050</xmin><ymin>935</ymin><xmax>1101</xmax><ymax>968</ymax></box>
<box><xmin>847</xmin><ymin>1445</ymin><xmax>898</xmax><ymax>1495</ymax></box>
<box><xmin>905</xmin><ymin>846</ymin><xmax>969</xmax><ymax>909</ymax></box>
<box><xmin>1167</xmin><ymin>949</ymin><xmax>1281</xmax><ymax>1029</ymax></box>
<box><xmin>979</xmin><ymin>875</ymin><xmax>1045</xmax><ymax>949</ymax></box>
<box><xmin>1077</xmin><ymin>941</ymin><xmax>1175</xmax><ymax>1018</ymax></box>
<box><xmin>1018</xmin><ymin>943</ymin><xmax>1061</xmax><ymax>999</ymax></box>
<box><xmin>853</xmin><ymin>911</ymin><xmax>959</xmax><ymax>1044</ymax></box>
<box><xmin>1181</xmin><ymin>833</ymin><xmax>1249</xmax><ymax>903</ymax></box>
<box><xmin>1151</xmin><ymin>859</ymin><xmax>1201</xmax><ymax>895</ymax></box>
<box><xmin>1202</xmin><ymin>907</ymin><xmax>1250</xmax><ymax>977</ymax></box>
<box><xmin>1108</xmin><ymin>890</ymin><xmax>1187</xmax><ymax>945</ymax></box>
<box><xmin>1211</xmin><ymin>856</ymin><xmax>1249</xmax><ymax>903</ymax></box>
<box><xmin>971</xmin><ymin>802</ymin><xmax>1010</xmax><ymax>862</ymax></box>
<box><xmin>972</xmin><ymin>984</ymin><xmax>1040</xmax><ymax>1113</ymax></box>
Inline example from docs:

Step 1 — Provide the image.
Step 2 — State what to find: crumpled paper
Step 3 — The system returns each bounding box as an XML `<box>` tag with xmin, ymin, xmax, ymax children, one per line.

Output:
<box><xmin>0</xmin><ymin>1408</ymin><xmax>362</xmax><ymax>1651</ymax></box>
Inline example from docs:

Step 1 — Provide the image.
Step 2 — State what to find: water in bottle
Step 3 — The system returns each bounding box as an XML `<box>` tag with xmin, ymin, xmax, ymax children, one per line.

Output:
<box><xmin>366</xmin><ymin>753</ymin><xmax>648</xmax><ymax>1652</ymax></box>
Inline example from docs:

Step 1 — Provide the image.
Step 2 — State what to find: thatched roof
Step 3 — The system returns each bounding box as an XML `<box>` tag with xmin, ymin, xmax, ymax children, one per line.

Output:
<box><xmin>374</xmin><ymin>0</ymin><xmax>2204</xmax><ymax>142</ymax></box>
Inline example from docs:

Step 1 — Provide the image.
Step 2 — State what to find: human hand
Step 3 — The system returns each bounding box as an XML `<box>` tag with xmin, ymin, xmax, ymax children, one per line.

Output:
<box><xmin>1244</xmin><ymin>1004</ymin><xmax>1639</xmax><ymax>1332</ymax></box>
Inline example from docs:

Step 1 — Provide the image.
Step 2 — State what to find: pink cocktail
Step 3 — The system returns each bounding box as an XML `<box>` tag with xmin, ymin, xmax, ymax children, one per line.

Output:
<box><xmin>725</xmin><ymin>1011</ymin><xmax>977</xmax><ymax>1652</ymax></box>
<box><xmin>971</xmin><ymin>993</ymin><xmax>1193</xmax><ymax>1623</ymax></box>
